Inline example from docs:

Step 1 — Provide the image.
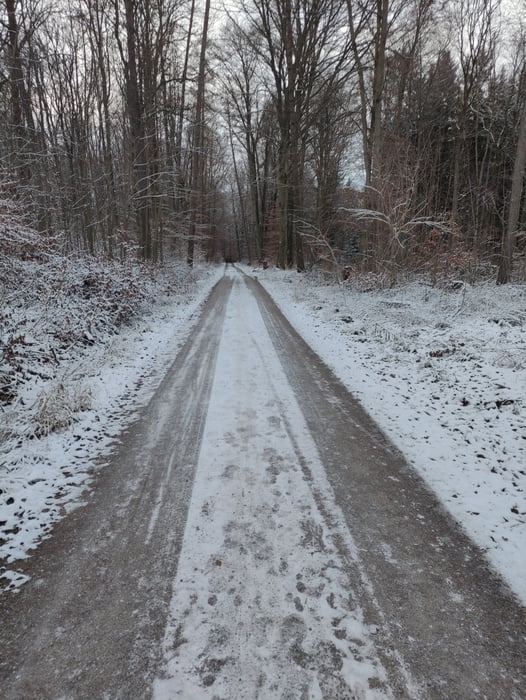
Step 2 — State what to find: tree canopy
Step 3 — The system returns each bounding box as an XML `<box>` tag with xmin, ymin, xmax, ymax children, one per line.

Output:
<box><xmin>1</xmin><ymin>0</ymin><xmax>525</xmax><ymax>281</ymax></box>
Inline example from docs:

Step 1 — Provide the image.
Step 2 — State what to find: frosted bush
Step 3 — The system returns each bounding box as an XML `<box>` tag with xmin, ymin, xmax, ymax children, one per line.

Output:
<box><xmin>30</xmin><ymin>380</ymin><xmax>93</xmax><ymax>437</ymax></box>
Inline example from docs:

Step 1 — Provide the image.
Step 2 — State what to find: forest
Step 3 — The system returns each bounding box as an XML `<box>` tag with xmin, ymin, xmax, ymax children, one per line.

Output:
<box><xmin>1</xmin><ymin>2</ymin><xmax>526</xmax><ymax>673</ymax></box>
<box><xmin>1</xmin><ymin>0</ymin><xmax>525</xmax><ymax>283</ymax></box>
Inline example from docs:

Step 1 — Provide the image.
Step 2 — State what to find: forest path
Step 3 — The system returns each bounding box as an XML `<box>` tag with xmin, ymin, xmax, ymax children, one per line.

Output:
<box><xmin>1</xmin><ymin>267</ymin><xmax>525</xmax><ymax>699</ymax></box>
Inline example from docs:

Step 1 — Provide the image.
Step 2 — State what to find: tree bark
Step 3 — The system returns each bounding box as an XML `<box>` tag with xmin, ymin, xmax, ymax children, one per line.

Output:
<box><xmin>497</xmin><ymin>94</ymin><xmax>526</xmax><ymax>284</ymax></box>
<box><xmin>187</xmin><ymin>0</ymin><xmax>211</xmax><ymax>266</ymax></box>
<box><xmin>5</xmin><ymin>0</ymin><xmax>32</xmax><ymax>184</ymax></box>
<box><xmin>369</xmin><ymin>0</ymin><xmax>389</xmax><ymax>189</ymax></box>
<box><xmin>176</xmin><ymin>0</ymin><xmax>196</xmax><ymax>212</ymax></box>
<box><xmin>121</xmin><ymin>0</ymin><xmax>151</xmax><ymax>259</ymax></box>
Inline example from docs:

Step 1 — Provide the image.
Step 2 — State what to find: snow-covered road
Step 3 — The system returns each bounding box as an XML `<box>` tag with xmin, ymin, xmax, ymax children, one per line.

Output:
<box><xmin>0</xmin><ymin>274</ymin><xmax>233</xmax><ymax>698</ymax></box>
<box><xmin>1</xmin><ymin>267</ymin><xmax>525</xmax><ymax>699</ymax></box>
<box><xmin>154</xmin><ymin>269</ymin><xmax>395</xmax><ymax>698</ymax></box>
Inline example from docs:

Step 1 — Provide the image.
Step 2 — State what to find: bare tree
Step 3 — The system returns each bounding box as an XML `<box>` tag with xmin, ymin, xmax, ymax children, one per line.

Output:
<box><xmin>449</xmin><ymin>0</ymin><xmax>499</xmax><ymax>225</ymax></box>
<box><xmin>3</xmin><ymin>0</ymin><xmax>49</xmax><ymax>193</ymax></box>
<box><xmin>346</xmin><ymin>0</ymin><xmax>415</xmax><ymax>190</ymax></box>
<box><xmin>238</xmin><ymin>0</ymin><xmax>351</xmax><ymax>269</ymax></box>
<box><xmin>497</xmin><ymin>71</ymin><xmax>526</xmax><ymax>283</ymax></box>
<box><xmin>186</xmin><ymin>0</ymin><xmax>211</xmax><ymax>266</ymax></box>
<box><xmin>217</xmin><ymin>22</ymin><xmax>272</xmax><ymax>261</ymax></box>
<box><xmin>81</xmin><ymin>0</ymin><xmax>120</xmax><ymax>257</ymax></box>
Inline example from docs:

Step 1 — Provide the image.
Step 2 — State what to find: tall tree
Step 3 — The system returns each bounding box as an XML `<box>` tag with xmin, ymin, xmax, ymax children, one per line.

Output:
<box><xmin>239</xmin><ymin>0</ymin><xmax>351</xmax><ymax>269</ymax></box>
<box><xmin>498</xmin><ymin>72</ymin><xmax>526</xmax><ymax>283</ymax></box>
<box><xmin>449</xmin><ymin>0</ymin><xmax>499</xmax><ymax>226</ymax></box>
<box><xmin>4</xmin><ymin>0</ymin><xmax>49</xmax><ymax>189</ymax></box>
<box><xmin>115</xmin><ymin>0</ymin><xmax>152</xmax><ymax>258</ymax></box>
<box><xmin>218</xmin><ymin>23</ymin><xmax>271</xmax><ymax>261</ymax></box>
<box><xmin>81</xmin><ymin>0</ymin><xmax>120</xmax><ymax>256</ymax></box>
<box><xmin>187</xmin><ymin>0</ymin><xmax>211</xmax><ymax>266</ymax></box>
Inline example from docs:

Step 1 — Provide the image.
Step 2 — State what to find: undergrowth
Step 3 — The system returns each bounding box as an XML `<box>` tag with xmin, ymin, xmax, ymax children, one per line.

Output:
<box><xmin>0</xmin><ymin>204</ymin><xmax>196</xmax><ymax>439</ymax></box>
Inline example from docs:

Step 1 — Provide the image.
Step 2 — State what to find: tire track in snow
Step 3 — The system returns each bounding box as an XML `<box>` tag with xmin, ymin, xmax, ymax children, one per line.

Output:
<box><xmin>249</xmin><ymin>271</ymin><xmax>526</xmax><ymax>699</ymax></box>
<box><xmin>0</xmin><ymin>276</ymin><xmax>234</xmax><ymax>699</ymax></box>
<box><xmin>154</xmin><ymin>270</ymin><xmax>400</xmax><ymax>699</ymax></box>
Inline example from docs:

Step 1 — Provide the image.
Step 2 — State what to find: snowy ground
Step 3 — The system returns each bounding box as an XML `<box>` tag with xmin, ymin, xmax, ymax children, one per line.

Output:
<box><xmin>0</xmin><ymin>263</ymin><xmax>224</xmax><ymax>590</ymax></box>
<box><xmin>2</xmin><ymin>261</ymin><xmax>525</xmax><ymax>609</ymax></box>
<box><xmin>252</xmin><ymin>266</ymin><xmax>526</xmax><ymax>605</ymax></box>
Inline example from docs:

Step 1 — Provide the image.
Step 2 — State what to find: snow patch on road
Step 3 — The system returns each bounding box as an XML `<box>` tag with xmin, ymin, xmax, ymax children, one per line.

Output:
<box><xmin>154</xmin><ymin>272</ymin><xmax>398</xmax><ymax>699</ymax></box>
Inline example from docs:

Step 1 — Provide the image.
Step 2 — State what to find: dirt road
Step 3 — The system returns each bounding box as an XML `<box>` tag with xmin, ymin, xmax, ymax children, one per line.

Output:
<box><xmin>1</xmin><ymin>267</ymin><xmax>525</xmax><ymax>699</ymax></box>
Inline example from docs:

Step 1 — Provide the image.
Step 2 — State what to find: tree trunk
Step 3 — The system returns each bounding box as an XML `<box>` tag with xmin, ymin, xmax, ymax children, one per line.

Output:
<box><xmin>122</xmin><ymin>0</ymin><xmax>151</xmax><ymax>259</ymax></box>
<box><xmin>497</xmin><ymin>94</ymin><xmax>526</xmax><ymax>284</ymax></box>
<box><xmin>346</xmin><ymin>0</ymin><xmax>370</xmax><ymax>185</ymax></box>
<box><xmin>369</xmin><ymin>0</ymin><xmax>389</xmax><ymax>188</ymax></box>
<box><xmin>187</xmin><ymin>0</ymin><xmax>211</xmax><ymax>266</ymax></box>
<box><xmin>176</xmin><ymin>0</ymin><xmax>195</xmax><ymax>212</ymax></box>
<box><xmin>5</xmin><ymin>0</ymin><xmax>32</xmax><ymax>184</ymax></box>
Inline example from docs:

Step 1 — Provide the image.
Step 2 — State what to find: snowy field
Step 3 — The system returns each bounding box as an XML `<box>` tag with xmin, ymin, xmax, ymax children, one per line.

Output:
<box><xmin>2</xmin><ymin>262</ymin><xmax>525</xmax><ymax>607</ymax></box>
<box><xmin>253</xmin><ymin>266</ymin><xmax>526</xmax><ymax>605</ymax></box>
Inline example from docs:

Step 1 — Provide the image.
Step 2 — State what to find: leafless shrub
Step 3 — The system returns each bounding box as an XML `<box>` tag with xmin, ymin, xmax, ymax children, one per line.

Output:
<box><xmin>30</xmin><ymin>380</ymin><xmax>93</xmax><ymax>438</ymax></box>
<box><xmin>0</xmin><ymin>220</ymin><xmax>195</xmax><ymax>415</ymax></box>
